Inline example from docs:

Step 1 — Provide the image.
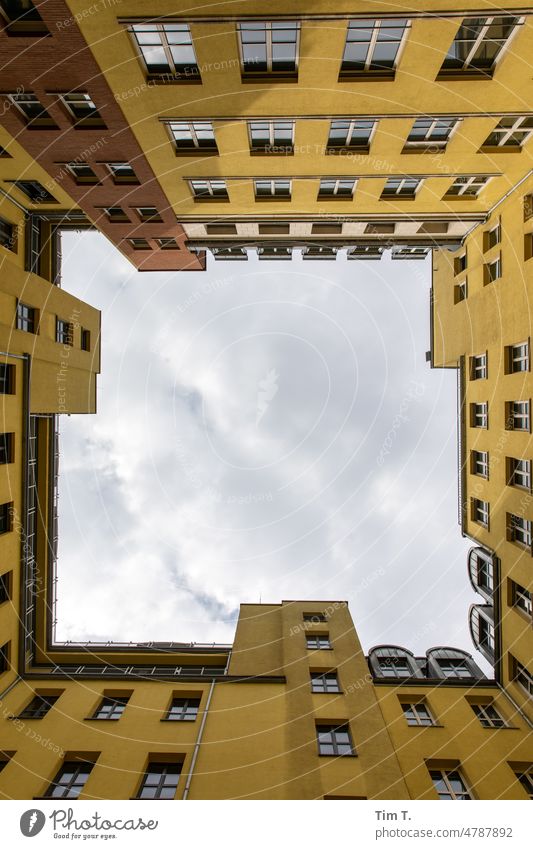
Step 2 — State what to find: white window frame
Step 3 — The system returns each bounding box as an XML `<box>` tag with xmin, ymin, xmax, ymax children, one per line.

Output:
<box><xmin>508</xmin><ymin>513</ymin><xmax>532</xmax><ymax>548</ymax></box>
<box><xmin>471</xmin><ymin>702</ymin><xmax>506</xmax><ymax>728</ymax></box>
<box><xmin>189</xmin><ymin>179</ymin><xmax>228</xmax><ymax>199</ymax></box>
<box><xmin>515</xmin><ymin>661</ymin><xmax>533</xmax><ymax>696</ymax></box>
<box><xmin>59</xmin><ymin>92</ymin><xmax>100</xmax><ymax>121</ymax></box>
<box><xmin>248</xmin><ymin>120</ymin><xmax>294</xmax><ymax>149</ymax></box>
<box><xmin>508</xmin><ymin>401</ymin><xmax>530</xmax><ymax>431</ymax></box>
<box><xmin>447</xmin><ymin>175</ymin><xmax>490</xmax><ymax>196</ymax></box>
<box><xmin>513</xmin><ymin>582</ymin><xmax>532</xmax><ymax>617</ymax></box>
<box><xmin>7</xmin><ymin>92</ymin><xmax>49</xmax><ymax>121</ymax></box>
<box><xmin>442</xmin><ymin>16</ymin><xmax>524</xmax><ymax>73</ymax></box>
<box><xmin>381</xmin><ymin>177</ymin><xmax>422</xmax><ymax>198</ymax></box>
<box><xmin>310</xmin><ymin>672</ymin><xmax>341</xmax><ymax>693</ymax></box>
<box><xmin>472</xmin><ymin>402</ymin><xmax>488</xmax><ymax>428</ymax></box>
<box><xmin>508</xmin><ymin>457</ymin><xmax>531</xmax><ymax>490</ymax></box>
<box><xmin>168</xmin><ymin>121</ymin><xmax>217</xmax><ymax>151</ymax></box>
<box><xmin>254</xmin><ymin>179</ymin><xmax>292</xmax><ymax>198</ymax></box>
<box><xmin>515</xmin><ymin>769</ymin><xmax>533</xmax><ymax>799</ymax></box>
<box><xmin>328</xmin><ymin>119</ymin><xmax>376</xmax><ymax>148</ymax></box>
<box><xmin>470</xmin><ymin>353</ymin><xmax>487</xmax><ymax>380</ymax></box>
<box><xmin>484</xmin><ymin>115</ymin><xmax>533</xmax><ymax>147</ymax></box>
<box><xmin>318</xmin><ymin>178</ymin><xmax>357</xmax><ymax>197</ymax></box>
<box><xmin>130</xmin><ymin>23</ymin><xmax>198</xmax><ymax>77</ymax></box>
<box><xmin>472</xmin><ymin>498</ymin><xmax>489</xmax><ymax>528</ymax></box>
<box><xmin>430</xmin><ymin>768</ymin><xmax>472</xmax><ymax>800</ymax></box>
<box><xmin>237</xmin><ymin>21</ymin><xmax>300</xmax><ymax>74</ymax></box>
<box><xmin>472</xmin><ymin>450</ymin><xmax>489</xmax><ymax>478</ymax></box>
<box><xmin>509</xmin><ymin>341</ymin><xmax>529</xmax><ymax>373</ymax></box>
<box><xmin>485</xmin><ymin>255</ymin><xmax>502</xmax><ymax>282</ymax></box>
<box><xmin>341</xmin><ymin>18</ymin><xmax>410</xmax><ymax>73</ymax></box>
<box><xmin>405</xmin><ymin>117</ymin><xmax>459</xmax><ymax>148</ymax></box>
<box><xmin>401</xmin><ymin>702</ymin><xmax>435</xmax><ymax>726</ymax></box>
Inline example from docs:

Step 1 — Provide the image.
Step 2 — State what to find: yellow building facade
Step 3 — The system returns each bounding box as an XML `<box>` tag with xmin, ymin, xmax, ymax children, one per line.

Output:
<box><xmin>0</xmin><ymin>0</ymin><xmax>531</xmax><ymax>800</ymax></box>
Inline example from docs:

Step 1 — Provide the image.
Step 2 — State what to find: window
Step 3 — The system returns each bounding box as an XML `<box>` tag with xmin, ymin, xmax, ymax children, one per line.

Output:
<box><xmin>470</xmin><ymin>353</ymin><xmax>487</xmax><ymax>379</ymax></box>
<box><xmin>310</xmin><ymin>672</ymin><xmax>340</xmax><ymax>693</ymax></box>
<box><xmin>56</xmin><ymin>319</ymin><xmax>73</xmax><ymax>346</ymax></box>
<box><xmin>11</xmin><ymin>180</ymin><xmax>56</xmax><ymax>203</ymax></box>
<box><xmin>507</xmin><ymin>513</ymin><xmax>532</xmax><ymax>549</ymax></box>
<box><xmin>91</xmin><ymin>696</ymin><xmax>129</xmax><ymax>720</ymax></box>
<box><xmin>0</xmin><ymin>216</ymin><xmax>15</xmax><ymax>251</ymax></box>
<box><xmin>511</xmin><ymin>581</ymin><xmax>532</xmax><ymax>617</ymax></box>
<box><xmin>365</xmin><ymin>222</ymin><xmax>395</xmax><ymax>235</ymax></box>
<box><xmin>254</xmin><ymin>179</ymin><xmax>291</xmax><ymax>198</ymax></box>
<box><xmin>471</xmin><ymin>498</ymin><xmax>489</xmax><ymax>528</ymax></box>
<box><xmin>378</xmin><ymin>657</ymin><xmax>412</xmax><ymax>678</ymax></box>
<box><xmin>507</xmin><ymin>457</ymin><xmax>531</xmax><ymax>490</ymax></box>
<box><xmin>59</xmin><ymin>93</ymin><xmax>104</xmax><ymax>126</ymax></box>
<box><xmin>157</xmin><ymin>237</ymin><xmax>179</xmax><ymax>249</ymax></box>
<box><xmin>211</xmin><ymin>247</ymin><xmax>247</xmax><ymax>260</ymax></box>
<box><xmin>106</xmin><ymin>163</ymin><xmax>138</xmax><ymax>182</ymax></box>
<box><xmin>454</xmin><ymin>253</ymin><xmax>467</xmax><ymax>275</ymax></box>
<box><xmin>136</xmin><ymin>207</ymin><xmax>162</xmax><ymax>223</ymax></box>
<box><xmin>238</xmin><ymin>21</ymin><xmax>299</xmax><ymax>76</ymax></box>
<box><xmin>18</xmin><ymin>694</ymin><xmax>60</xmax><ymax>719</ymax></box>
<box><xmin>506</xmin><ymin>401</ymin><xmax>530</xmax><ymax>431</ymax></box>
<box><xmin>514</xmin><ymin>661</ymin><xmax>533</xmax><ymax>696</ymax></box>
<box><xmin>16</xmin><ymin>302</ymin><xmax>37</xmax><ymax>333</ymax></box>
<box><xmin>44</xmin><ymin>761</ymin><xmax>94</xmax><ymax>799</ymax></box>
<box><xmin>166</xmin><ymin>698</ymin><xmax>200</xmax><ymax>721</ymax></box>
<box><xmin>0</xmin><ymin>433</ymin><xmax>14</xmax><ymax>465</ymax></box>
<box><xmin>318</xmin><ymin>179</ymin><xmax>356</xmax><ymax>198</ymax></box>
<box><xmin>249</xmin><ymin>121</ymin><xmax>294</xmax><ymax>153</ymax></box>
<box><xmin>0</xmin><ymin>503</ymin><xmax>13</xmax><ymax>534</ymax></box>
<box><xmin>258</xmin><ymin>223</ymin><xmax>290</xmax><ymax>235</ymax></box>
<box><xmin>0</xmin><ymin>571</ymin><xmax>12</xmax><ymax>604</ymax></box>
<box><xmin>484</xmin><ymin>223</ymin><xmax>501</xmax><ymax>250</ymax></box>
<box><xmin>129</xmin><ymin>238</ymin><xmax>151</xmax><ymax>250</ymax></box>
<box><xmin>471</xmin><ymin>703</ymin><xmax>506</xmax><ymax>728</ymax></box>
<box><xmin>454</xmin><ymin>280</ymin><xmax>467</xmax><ymax>303</ymax></box>
<box><xmin>0</xmin><ymin>363</ymin><xmax>15</xmax><ymax>395</ymax></box>
<box><xmin>306</xmin><ymin>635</ymin><xmax>330</xmax><ymax>650</ymax></box>
<box><xmin>514</xmin><ymin>768</ymin><xmax>533</xmax><ymax>799</ymax></box>
<box><xmin>405</xmin><ymin>118</ymin><xmax>458</xmax><ymax>149</ymax></box>
<box><xmin>439</xmin><ymin>16</ymin><xmax>522</xmax><ymax>76</ymax></box>
<box><xmin>471</xmin><ymin>450</ymin><xmax>489</xmax><ymax>478</ymax></box>
<box><xmin>257</xmin><ymin>247</ymin><xmax>292</xmax><ymax>260</ymax></box>
<box><xmin>81</xmin><ymin>329</ymin><xmax>91</xmax><ymax>352</ymax></box>
<box><xmin>484</xmin><ymin>256</ymin><xmax>502</xmax><ymax>283</ymax></box>
<box><xmin>8</xmin><ymin>93</ymin><xmax>56</xmax><ymax>127</ymax></box>
<box><xmin>104</xmin><ymin>207</ymin><xmax>130</xmax><ymax>223</ymax></box>
<box><xmin>381</xmin><ymin>177</ymin><xmax>421</xmax><ymax>198</ymax></box>
<box><xmin>66</xmin><ymin>163</ymin><xmax>98</xmax><ymax>183</ymax></box>
<box><xmin>0</xmin><ymin>0</ymin><xmax>48</xmax><ymax>34</ymax></box>
<box><xmin>478</xmin><ymin>616</ymin><xmax>495</xmax><ymax>653</ymax></box>
<box><xmin>302</xmin><ymin>247</ymin><xmax>337</xmax><ymax>260</ymax></box>
<box><xmin>472</xmin><ymin>549</ymin><xmax>494</xmax><ymax>593</ymax></box>
<box><xmin>506</xmin><ymin>342</ymin><xmax>529</xmax><ymax>374</ymax></box>
<box><xmin>130</xmin><ymin>23</ymin><xmax>198</xmax><ymax>78</ymax></box>
<box><xmin>0</xmin><ymin>642</ymin><xmax>9</xmax><ymax>673</ymax></box>
<box><xmin>391</xmin><ymin>247</ymin><xmax>430</xmax><ymax>260</ymax></box>
<box><xmin>347</xmin><ymin>246</ymin><xmax>383</xmax><ymax>260</ymax></box>
<box><xmin>401</xmin><ymin>702</ymin><xmax>435</xmax><ymax>726</ymax></box>
<box><xmin>303</xmin><ymin>613</ymin><xmax>327</xmax><ymax>623</ymax></box>
<box><xmin>312</xmin><ymin>223</ymin><xmax>342</xmax><ymax>235</ymax></box>
<box><xmin>340</xmin><ymin>18</ymin><xmax>409</xmax><ymax>76</ymax></box>
<box><xmin>446</xmin><ymin>176</ymin><xmax>489</xmax><ymax>197</ymax></box>
<box><xmin>137</xmin><ymin>762</ymin><xmax>182</xmax><ymax>799</ymax></box>
<box><xmin>437</xmin><ymin>658</ymin><xmax>472</xmax><ymax>678</ymax></box>
<box><xmin>525</xmin><ymin>194</ymin><xmax>533</xmax><ymax>222</ymax></box>
<box><xmin>471</xmin><ymin>402</ymin><xmax>488</xmax><ymax>428</ymax></box>
<box><xmin>316</xmin><ymin>724</ymin><xmax>355</xmax><ymax>756</ymax></box>
<box><xmin>169</xmin><ymin>122</ymin><xmax>217</xmax><ymax>153</ymax></box>
<box><xmin>430</xmin><ymin>768</ymin><xmax>472</xmax><ymax>799</ymax></box>
<box><xmin>327</xmin><ymin>119</ymin><xmax>375</xmax><ymax>150</ymax></box>
<box><xmin>190</xmin><ymin>180</ymin><xmax>228</xmax><ymax>199</ymax></box>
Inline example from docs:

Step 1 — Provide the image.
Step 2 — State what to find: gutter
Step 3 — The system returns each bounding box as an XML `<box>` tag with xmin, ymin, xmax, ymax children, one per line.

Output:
<box><xmin>182</xmin><ymin>679</ymin><xmax>216</xmax><ymax>800</ymax></box>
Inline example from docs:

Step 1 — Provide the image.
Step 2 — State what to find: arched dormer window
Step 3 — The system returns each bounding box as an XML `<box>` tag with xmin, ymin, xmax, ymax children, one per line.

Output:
<box><xmin>368</xmin><ymin>646</ymin><xmax>422</xmax><ymax>679</ymax></box>
<box><xmin>426</xmin><ymin>647</ymin><xmax>484</xmax><ymax>680</ymax></box>
<box><xmin>469</xmin><ymin>605</ymin><xmax>496</xmax><ymax>664</ymax></box>
<box><xmin>468</xmin><ymin>547</ymin><xmax>494</xmax><ymax>600</ymax></box>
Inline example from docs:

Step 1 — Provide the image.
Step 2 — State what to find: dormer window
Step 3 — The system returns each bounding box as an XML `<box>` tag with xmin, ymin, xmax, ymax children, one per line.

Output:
<box><xmin>436</xmin><ymin>658</ymin><xmax>472</xmax><ymax>678</ymax></box>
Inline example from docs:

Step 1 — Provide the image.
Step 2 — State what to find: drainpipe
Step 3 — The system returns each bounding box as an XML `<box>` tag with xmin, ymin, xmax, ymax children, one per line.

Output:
<box><xmin>497</xmin><ymin>682</ymin><xmax>533</xmax><ymax>729</ymax></box>
<box><xmin>182</xmin><ymin>679</ymin><xmax>216</xmax><ymax>799</ymax></box>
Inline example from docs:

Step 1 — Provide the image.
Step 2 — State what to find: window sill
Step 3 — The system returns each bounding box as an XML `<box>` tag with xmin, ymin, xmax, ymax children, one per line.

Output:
<box><xmin>326</xmin><ymin>146</ymin><xmax>369</xmax><ymax>156</ymax></box>
<box><xmin>25</xmin><ymin>122</ymin><xmax>59</xmax><ymax>130</ymax></box>
<box><xmin>443</xmin><ymin>194</ymin><xmax>481</xmax><ymax>201</ymax></box>
<box><xmin>241</xmin><ymin>73</ymin><xmax>298</xmax><ymax>84</ymax></box>
<box><xmin>112</xmin><ymin>178</ymin><xmax>141</xmax><ymax>185</ymax></box>
<box><xmin>380</xmin><ymin>195</ymin><xmax>417</xmax><ymax>201</ymax></box>
<box><xmin>317</xmin><ymin>195</ymin><xmax>354</xmax><ymax>201</ymax></box>
<box><xmin>401</xmin><ymin>146</ymin><xmax>447</xmax><ymax>155</ymax></box>
<box><xmin>83</xmin><ymin>717</ymin><xmax>120</xmax><ymax>721</ymax></box>
<box><xmin>174</xmin><ymin>149</ymin><xmax>218</xmax><ymax>157</ymax></box>
<box><xmin>74</xmin><ymin>178</ymin><xmax>100</xmax><ymax>186</ymax></box>
<box><xmin>338</xmin><ymin>71</ymin><xmax>395</xmax><ymax>82</ymax></box>
<box><xmin>318</xmin><ymin>752</ymin><xmax>357</xmax><ymax>758</ymax></box>
<box><xmin>479</xmin><ymin>146</ymin><xmax>522</xmax><ymax>155</ymax></box>
<box><xmin>250</xmin><ymin>148</ymin><xmax>294</xmax><ymax>156</ymax></box>
<box><xmin>146</xmin><ymin>74</ymin><xmax>202</xmax><ymax>85</ymax></box>
<box><xmin>72</xmin><ymin>121</ymin><xmax>107</xmax><ymax>131</ymax></box>
<box><xmin>436</xmin><ymin>70</ymin><xmax>494</xmax><ymax>81</ymax></box>
<box><xmin>193</xmin><ymin>197</ymin><xmax>230</xmax><ymax>203</ymax></box>
<box><xmin>160</xmin><ymin>717</ymin><xmax>198</xmax><ymax>722</ymax></box>
<box><xmin>254</xmin><ymin>196</ymin><xmax>292</xmax><ymax>202</ymax></box>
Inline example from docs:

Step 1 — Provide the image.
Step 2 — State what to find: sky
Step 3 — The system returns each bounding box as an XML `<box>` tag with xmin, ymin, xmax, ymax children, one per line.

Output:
<box><xmin>56</xmin><ymin>231</ymin><xmax>481</xmax><ymax>666</ymax></box>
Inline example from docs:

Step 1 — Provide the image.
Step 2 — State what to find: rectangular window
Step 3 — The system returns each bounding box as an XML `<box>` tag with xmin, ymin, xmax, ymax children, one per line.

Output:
<box><xmin>471</xmin><ymin>498</ymin><xmax>489</xmax><ymax>528</ymax></box>
<box><xmin>405</xmin><ymin>118</ymin><xmax>458</xmax><ymax>149</ymax></box>
<box><xmin>0</xmin><ymin>363</ymin><xmax>15</xmax><ymax>395</ymax></box>
<box><xmin>446</xmin><ymin>176</ymin><xmax>490</xmax><ymax>197</ymax></box>
<box><xmin>310</xmin><ymin>672</ymin><xmax>340</xmax><ymax>693</ymax></box>
<box><xmin>11</xmin><ymin>180</ymin><xmax>56</xmax><ymax>203</ymax></box>
<box><xmin>341</xmin><ymin>18</ymin><xmax>409</xmax><ymax>76</ymax></box>
<box><xmin>59</xmin><ymin>93</ymin><xmax>104</xmax><ymax>126</ymax></box>
<box><xmin>391</xmin><ymin>247</ymin><xmax>430</xmax><ymax>260</ymax></box>
<box><xmin>484</xmin><ymin>256</ymin><xmax>502</xmax><ymax>284</ymax></box>
<box><xmin>8</xmin><ymin>93</ymin><xmax>56</xmax><ymax>127</ymax></box>
<box><xmin>327</xmin><ymin>119</ymin><xmax>375</xmax><ymax>150</ymax></box>
<box><xmin>254</xmin><ymin>179</ymin><xmax>291</xmax><ymax>198</ymax></box>
<box><xmin>316</xmin><ymin>724</ymin><xmax>355</xmax><ymax>756</ymax></box>
<box><xmin>437</xmin><ymin>658</ymin><xmax>472</xmax><ymax>678</ymax></box>
<box><xmin>429</xmin><ymin>768</ymin><xmax>472</xmax><ymax>799</ymax></box>
<box><xmin>483</xmin><ymin>223</ymin><xmax>501</xmax><ymax>251</ymax></box>
<box><xmin>81</xmin><ymin>329</ymin><xmax>91</xmax><ymax>352</ymax></box>
<box><xmin>507</xmin><ymin>513</ymin><xmax>532</xmax><ymax>549</ymax></box>
<box><xmin>306</xmin><ymin>635</ymin><xmax>330</xmax><ymax>650</ymax></box>
<box><xmin>470</xmin><ymin>402</ymin><xmax>488</xmax><ymax>428</ymax></box>
<box><xmin>506</xmin><ymin>342</ymin><xmax>529</xmax><ymax>374</ymax></box>
<box><xmin>248</xmin><ymin>120</ymin><xmax>294</xmax><ymax>153</ymax></box>
<box><xmin>66</xmin><ymin>163</ymin><xmax>98</xmax><ymax>184</ymax></box>
<box><xmin>454</xmin><ymin>253</ymin><xmax>467</xmax><ymax>275</ymax></box>
<box><xmin>18</xmin><ymin>694</ymin><xmax>60</xmax><ymax>719</ymax></box>
<box><xmin>511</xmin><ymin>580</ymin><xmax>532</xmax><ymax>617</ymax></box>
<box><xmin>92</xmin><ymin>696</ymin><xmax>129</xmax><ymax>720</ymax></box>
<box><xmin>506</xmin><ymin>401</ymin><xmax>530</xmax><ymax>431</ymax></box>
<box><xmin>454</xmin><ymin>280</ymin><xmax>468</xmax><ymax>303</ymax></box>
<box><xmin>136</xmin><ymin>207</ymin><xmax>162</xmax><ymax>223</ymax></box>
<box><xmin>302</xmin><ymin>247</ymin><xmax>337</xmax><ymax>260</ymax></box>
<box><xmin>104</xmin><ymin>207</ymin><xmax>130</xmax><ymax>223</ymax></box>
<box><xmin>190</xmin><ymin>180</ymin><xmax>228</xmax><ymax>199</ymax></box>
<box><xmin>0</xmin><ymin>216</ymin><xmax>16</xmax><ymax>251</ymax></box>
<box><xmin>0</xmin><ymin>0</ymin><xmax>48</xmax><ymax>34</ymax></box>
<box><xmin>0</xmin><ymin>642</ymin><xmax>9</xmax><ymax>674</ymax></box>
<box><xmin>0</xmin><ymin>502</ymin><xmax>13</xmax><ymax>534</ymax></box>
<box><xmin>439</xmin><ymin>16</ymin><xmax>522</xmax><ymax>76</ymax></box>
<box><xmin>106</xmin><ymin>163</ymin><xmax>138</xmax><ymax>182</ymax></box>
<box><xmin>312</xmin><ymin>223</ymin><xmax>343</xmax><ymax>235</ymax></box>
<box><xmin>238</xmin><ymin>21</ymin><xmax>299</xmax><ymax>76</ymax></box>
<box><xmin>470</xmin><ymin>353</ymin><xmax>487</xmax><ymax>379</ymax></box>
<box><xmin>381</xmin><ymin>177</ymin><xmax>422</xmax><ymax>198</ymax></box>
<box><xmin>378</xmin><ymin>657</ymin><xmax>411</xmax><ymax>678</ymax></box>
<box><xmin>525</xmin><ymin>194</ymin><xmax>533</xmax><ymax>222</ymax></box>
<box><xmin>129</xmin><ymin>238</ymin><xmax>151</xmax><ymax>250</ymax></box>
<box><xmin>348</xmin><ymin>246</ymin><xmax>383</xmax><ymax>260</ymax></box>
<box><xmin>130</xmin><ymin>23</ymin><xmax>198</xmax><ymax>78</ymax></box>
<box><xmin>157</xmin><ymin>237</ymin><xmax>179</xmax><ymax>249</ymax></box>
<box><xmin>303</xmin><ymin>613</ymin><xmax>327</xmax><ymax>623</ymax></box>
<box><xmin>0</xmin><ymin>571</ymin><xmax>12</xmax><ymax>604</ymax></box>
<box><xmin>507</xmin><ymin>457</ymin><xmax>531</xmax><ymax>490</ymax></box>
<box><xmin>471</xmin><ymin>702</ymin><xmax>506</xmax><ymax>728</ymax></box>
<box><xmin>56</xmin><ymin>319</ymin><xmax>73</xmax><ymax>346</ymax></box>
<box><xmin>484</xmin><ymin>116</ymin><xmax>533</xmax><ymax>149</ymax></box>
<box><xmin>514</xmin><ymin>769</ymin><xmax>533</xmax><ymax>799</ymax></box>
<box><xmin>212</xmin><ymin>247</ymin><xmax>247</xmax><ymax>260</ymax></box>
<box><xmin>16</xmin><ymin>302</ymin><xmax>37</xmax><ymax>333</ymax></box>
<box><xmin>0</xmin><ymin>433</ymin><xmax>14</xmax><ymax>465</ymax></box>
<box><xmin>473</xmin><ymin>550</ymin><xmax>494</xmax><ymax>592</ymax></box>
<box><xmin>166</xmin><ymin>698</ymin><xmax>200</xmax><ymax>721</ymax></box>
<box><xmin>514</xmin><ymin>661</ymin><xmax>533</xmax><ymax>697</ymax></box>
<box><xmin>401</xmin><ymin>702</ymin><xmax>435</xmax><ymax>726</ymax></box>
<box><xmin>45</xmin><ymin>760</ymin><xmax>95</xmax><ymax>799</ymax></box>
<box><xmin>169</xmin><ymin>122</ymin><xmax>217</xmax><ymax>153</ymax></box>
<box><xmin>471</xmin><ymin>450</ymin><xmax>489</xmax><ymax>478</ymax></box>
<box><xmin>257</xmin><ymin>247</ymin><xmax>292</xmax><ymax>260</ymax></box>
<box><xmin>318</xmin><ymin>179</ymin><xmax>356</xmax><ymax>198</ymax></box>
<box><xmin>136</xmin><ymin>762</ymin><xmax>182</xmax><ymax>799</ymax></box>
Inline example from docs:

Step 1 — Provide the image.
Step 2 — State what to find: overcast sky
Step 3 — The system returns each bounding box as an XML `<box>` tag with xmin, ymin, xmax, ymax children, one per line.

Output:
<box><xmin>56</xmin><ymin>232</ymin><xmax>482</xmax><ymax>667</ymax></box>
